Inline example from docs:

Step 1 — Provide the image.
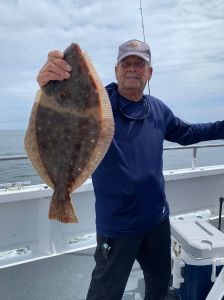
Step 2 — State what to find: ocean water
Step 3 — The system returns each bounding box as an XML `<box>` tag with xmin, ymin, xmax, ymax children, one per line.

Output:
<box><xmin>0</xmin><ymin>130</ymin><xmax>223</xmax><ymax>185</ymax></box>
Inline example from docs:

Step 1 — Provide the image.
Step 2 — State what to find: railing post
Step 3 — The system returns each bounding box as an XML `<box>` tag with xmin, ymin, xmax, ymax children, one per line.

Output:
<box><xmin>192</xmin><ymin>147</ymin><xmax>197</xmax><ymax>169</ymax></box>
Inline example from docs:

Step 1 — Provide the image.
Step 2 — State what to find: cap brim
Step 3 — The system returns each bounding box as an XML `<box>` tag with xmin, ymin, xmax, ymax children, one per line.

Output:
<box><xmin>117</xmin><ymin>52</ymin><xmax>150</xmax><ymax>64</ymax></box>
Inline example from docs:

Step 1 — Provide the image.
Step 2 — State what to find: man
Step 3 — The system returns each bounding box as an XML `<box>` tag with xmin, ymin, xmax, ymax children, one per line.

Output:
<box><xmin>37</xmin><ymin>39</ymin><xmax>224</xmax><ymax>300</ymax></box>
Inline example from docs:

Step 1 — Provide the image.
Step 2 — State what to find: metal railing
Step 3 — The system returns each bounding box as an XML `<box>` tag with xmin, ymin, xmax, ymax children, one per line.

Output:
<box><xmin>163</xmin><ymin>143</ymin><xmax>224</xmax><ymax>169</ymax></box>
<box><xmin>0</xmin><ymin>143</ymin><xmax>224</xmax><ymax>170</ymax></box>
<box><xmin>0</xmin><ymin>155</ymin><xmax>27</xmax><ymax>161</ymax></box>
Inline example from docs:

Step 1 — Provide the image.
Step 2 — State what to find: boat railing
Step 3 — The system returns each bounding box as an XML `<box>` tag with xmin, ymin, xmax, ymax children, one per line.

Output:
<box><xmin>0</xmin><ymin>143</ymin><xmax>224</xmax><ymax>170</ymax></box>
<box><xmin>163</xmin><ymin>143</ymin><xmax>224</xmax><ymax>169</ymax></box>
<box><xmin>0</xmin><ymin>143</ymin><xmax>224</xmax><ymax>269</ymax></box>
<box><xmin>0</xmin><ymin>155</ymin><xmax>27</xmax><ymax>161</ymax></box>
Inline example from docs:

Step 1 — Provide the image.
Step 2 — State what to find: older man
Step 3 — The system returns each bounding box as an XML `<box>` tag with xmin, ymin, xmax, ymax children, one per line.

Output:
<box><xmin>37</xmin><ymin>39</ymin><xmax>224</xmax><ymax>300</ymax></box>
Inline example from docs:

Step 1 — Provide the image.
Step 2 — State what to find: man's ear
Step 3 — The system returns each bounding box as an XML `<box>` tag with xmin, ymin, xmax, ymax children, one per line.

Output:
<box><xmin>115</xmin><ymin>65</ymin><xmax>118</xmax><ymax>80</ymax></box>
<box><xmin>148</xmin><ymin>66</ymin><xmax>153</xmax><ymax>81</ymax></box>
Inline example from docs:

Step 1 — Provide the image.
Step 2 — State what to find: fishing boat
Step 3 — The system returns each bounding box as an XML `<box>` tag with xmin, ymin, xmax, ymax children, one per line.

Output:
<box><xmin>0</xmin><ymin>143</ymin><xmax>224</xmax><ymax>300</ymax></box>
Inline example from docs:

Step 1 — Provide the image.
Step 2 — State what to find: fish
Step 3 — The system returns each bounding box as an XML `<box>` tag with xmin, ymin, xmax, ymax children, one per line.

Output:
<box><xmin>24</xmin><ymin>43</ymin><xmax>114</xmax><ymax>223</ymax></box>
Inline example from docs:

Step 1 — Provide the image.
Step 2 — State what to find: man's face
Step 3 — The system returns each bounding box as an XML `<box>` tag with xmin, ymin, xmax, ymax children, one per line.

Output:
<box><xmin>115</xmin><ymin>55</ymin><xmax>152</xmax><ymax>92</ymax></box>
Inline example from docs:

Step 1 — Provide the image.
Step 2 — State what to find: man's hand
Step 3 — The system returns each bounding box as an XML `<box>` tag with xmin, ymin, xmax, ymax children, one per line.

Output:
<box><xmin>37</xmin><ymin>50</ymin><xmax>72</xmax><ymax>87</ymax></box>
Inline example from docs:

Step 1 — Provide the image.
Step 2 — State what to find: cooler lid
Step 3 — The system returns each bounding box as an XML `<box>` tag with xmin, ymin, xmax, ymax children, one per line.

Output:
<box><xmin>170</xmin><ymin>212</ymin><xmax>224</xmax><ymax>259</ymax></box>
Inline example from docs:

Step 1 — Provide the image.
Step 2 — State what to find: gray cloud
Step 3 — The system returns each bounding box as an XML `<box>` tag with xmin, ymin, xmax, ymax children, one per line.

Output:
<box><xmin>0</xmin><ymin>0</ymin><xmax>223</xmax><ymax>129</ymax></box>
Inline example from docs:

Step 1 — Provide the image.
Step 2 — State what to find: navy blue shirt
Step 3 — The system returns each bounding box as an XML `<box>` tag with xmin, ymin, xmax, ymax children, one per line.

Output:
<box><xmin>92</xmin><ymin>82</ymin><xmax>224</xmax><ymax>238</ymax></box>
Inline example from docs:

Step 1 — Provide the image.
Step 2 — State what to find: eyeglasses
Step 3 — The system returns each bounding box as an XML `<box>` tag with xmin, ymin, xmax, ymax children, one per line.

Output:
<box><xmin>116</xmin><ymin>95</ymin><xmax>151</xmax><ymax>120</ymax></box>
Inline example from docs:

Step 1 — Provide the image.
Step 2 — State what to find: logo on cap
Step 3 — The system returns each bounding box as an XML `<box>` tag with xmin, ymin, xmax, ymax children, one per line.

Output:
<box><xmin>129</xmin><ymin>40</ymin><xmax>141</xmax><ymax>49</ymax></box>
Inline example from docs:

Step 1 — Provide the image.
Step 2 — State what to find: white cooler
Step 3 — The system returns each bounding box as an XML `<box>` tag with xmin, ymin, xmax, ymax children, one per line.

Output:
<box><xmin>170</xmin><ymin>211</ymin><xmax>224</xmax><ymax>300</ymax></box>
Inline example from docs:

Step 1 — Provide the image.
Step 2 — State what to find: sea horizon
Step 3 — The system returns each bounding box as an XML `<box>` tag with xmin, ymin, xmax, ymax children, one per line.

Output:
<box><xmin>0</xmin><ymin>129</ymin><xmax>223</xmax><ymax>185</ymax></box>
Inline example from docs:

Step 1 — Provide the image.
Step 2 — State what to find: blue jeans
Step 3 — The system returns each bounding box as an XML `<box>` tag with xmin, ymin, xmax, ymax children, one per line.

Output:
<box><xmin>86</xmin><ymin>218</ymin><xmax>171</xmax><ymax>300</ymax></box>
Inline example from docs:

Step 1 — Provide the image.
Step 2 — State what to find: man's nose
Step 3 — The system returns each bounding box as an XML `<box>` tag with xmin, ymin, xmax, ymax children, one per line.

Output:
<box><xmin>127</xmin><ymin>63</ymin><xmax>137</xmax><ymax>71</ymax></box>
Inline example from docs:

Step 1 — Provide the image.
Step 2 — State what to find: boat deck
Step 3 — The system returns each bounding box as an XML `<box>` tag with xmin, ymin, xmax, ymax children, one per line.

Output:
<box><xmin>0</xmin><ymin>247</ymin><xmax>179</xmax><ymax>300</ymax></box>
<box><xmin>1</xmin><ymin>152</ymin><xmax>224</xmax><ymax>299</ymax></box>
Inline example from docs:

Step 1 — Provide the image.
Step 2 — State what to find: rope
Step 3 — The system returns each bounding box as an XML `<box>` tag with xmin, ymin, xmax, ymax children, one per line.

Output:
<box><xmin>139</xmin><ymin>0</ymin><xmax>150</xmax><ymax>94</ymax></box>
<box><xmin>139</xmin><ymin>0</ymin><xmax>146</xmax><ymax>42</ymax></box>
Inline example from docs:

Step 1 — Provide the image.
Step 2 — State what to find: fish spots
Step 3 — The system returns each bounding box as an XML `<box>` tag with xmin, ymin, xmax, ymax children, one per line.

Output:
<box><xmin>35</xmin><ymin>106</ymin><xmax>100</xmax><ymax>187</ymax></box>
<box><xmin>42</xmin><ymin>80</ymin><xmax>64</xmax><ymax>96</ymax></box>
<box><xmin>56</xmin><ymin>91</ymin><xmax>72</xmax><ymax>106</ymax></box>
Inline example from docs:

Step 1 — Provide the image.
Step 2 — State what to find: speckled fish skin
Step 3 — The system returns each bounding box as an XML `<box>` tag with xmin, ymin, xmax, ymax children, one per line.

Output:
<box><xmin>24</xmin><ymin>43</ymin><xmax>114</xmax><ymax>223</ymax></box>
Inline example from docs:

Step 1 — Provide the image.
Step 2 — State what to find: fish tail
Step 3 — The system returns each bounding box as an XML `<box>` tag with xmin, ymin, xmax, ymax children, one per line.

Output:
<box><xmin>49</xmin><ymin>192</ymin><xmax>78</xmax><ymax>223</ymax></box>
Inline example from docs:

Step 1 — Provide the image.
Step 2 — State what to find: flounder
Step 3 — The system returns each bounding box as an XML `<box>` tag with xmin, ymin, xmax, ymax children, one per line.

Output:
<box><xmin>24</xmin><ymin>43</ymin><xmax>114</xmax><ymax>223</ymax></box>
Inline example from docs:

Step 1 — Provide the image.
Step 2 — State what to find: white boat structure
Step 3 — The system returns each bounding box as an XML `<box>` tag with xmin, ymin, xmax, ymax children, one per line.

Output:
<box><xmin>0</xmin><ymin>143</ymin><xmax>224</xmax><ymax>300</ymax></box>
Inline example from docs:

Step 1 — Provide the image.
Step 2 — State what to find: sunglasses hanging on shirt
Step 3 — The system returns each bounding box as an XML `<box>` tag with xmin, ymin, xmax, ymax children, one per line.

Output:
<box><xmin>116</xmin><ymin>95</ymin><xmax>151</xmax><ymax>120</ymax></box>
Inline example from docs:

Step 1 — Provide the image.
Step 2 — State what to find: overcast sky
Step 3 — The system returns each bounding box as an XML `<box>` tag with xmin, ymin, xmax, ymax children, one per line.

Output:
<box><xmin>0</xmin><ymin>0</ymin><xmax>223</xmax><ymax>129</ymax></box>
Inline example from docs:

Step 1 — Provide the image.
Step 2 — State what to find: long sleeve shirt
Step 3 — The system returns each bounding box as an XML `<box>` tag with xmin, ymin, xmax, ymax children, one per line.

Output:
<box><xmin>92</xmin><ymin>82</ymin><xmax>224</xmax><ymax>238</ymax></box>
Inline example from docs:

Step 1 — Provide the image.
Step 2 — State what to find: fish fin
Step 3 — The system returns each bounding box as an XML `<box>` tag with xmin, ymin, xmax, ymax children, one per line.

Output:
<box><xmin>49</xmin><ymin>194</ymin><xmax>78</xmax><ymax>223</ymax></box>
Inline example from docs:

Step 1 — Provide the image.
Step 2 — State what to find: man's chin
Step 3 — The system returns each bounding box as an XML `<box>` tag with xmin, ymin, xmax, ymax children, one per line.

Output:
<box><xmin>125</xmin><ymin>84</ymin><xmax>140</xmax><ymax>90</ymax></box>
<box><xmin>124</xmin><ymin>80</ymin><xmax>139</xmax><ymax>88</ymax></box>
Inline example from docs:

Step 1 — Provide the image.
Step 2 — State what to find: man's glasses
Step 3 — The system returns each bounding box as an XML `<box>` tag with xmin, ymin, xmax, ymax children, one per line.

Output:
<box><xmin>116</xmin><ymin>95</ymin><xmax>151</xmax><ymax>120</ymax></box>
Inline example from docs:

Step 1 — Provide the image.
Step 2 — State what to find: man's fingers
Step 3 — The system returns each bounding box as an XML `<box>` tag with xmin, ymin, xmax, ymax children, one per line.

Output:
<box><xmin>48</xmin><ymin>50</ymin><xmax>64</xmax><ymax>59</ymax></box>
<box><xmin>37</xmin><ymin>49</ymin><xmax>72</xmax><ymax>87</ymax></box>
<box><xmin>42</xmin><ymin>71</ymin><xmax>66</xmax><ymax>82</ymax></box>
<box><xmin>48</xmin><ymin>50</ymin><xmax>71</xmax><ymax>72</ymax></box>
<box><xmin>37</xmin><ymin>65</ymin><xmax>70</xmax><ymax>87</ymax></box>
<box><xmin>45</xmin><ymin>61</ymin><xmax>70</xmax><ymax>76</ymax></box>
<box><xmin>37</xmin><ymin>70</ymin><xmax>69</xmax><ymax>87</ymax></box>
<box><xmin>49</xmin><ymin>57</ymin><xmax>72</xmax><ymax>72</ymax></box>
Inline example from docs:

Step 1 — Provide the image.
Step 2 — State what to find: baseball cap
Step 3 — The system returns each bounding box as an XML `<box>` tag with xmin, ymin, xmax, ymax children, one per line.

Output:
<box><xmin>117</xmin><ymin>39</ymin><xmax>151</xmax><ymax>64</ymax></box>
